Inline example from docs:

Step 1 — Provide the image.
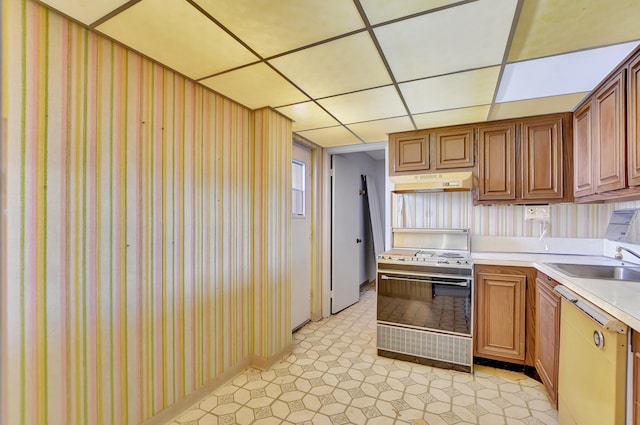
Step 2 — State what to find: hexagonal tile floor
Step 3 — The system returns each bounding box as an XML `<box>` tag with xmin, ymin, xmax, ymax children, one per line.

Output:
<box><xmin>165</xmin><ymin>285</ymin><xmax>557</xmax><ymax>425</ymax></box>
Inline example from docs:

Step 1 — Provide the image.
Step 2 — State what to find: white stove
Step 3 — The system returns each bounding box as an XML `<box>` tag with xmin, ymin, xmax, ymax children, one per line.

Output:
<box><xmin>376</xmin><ymin>228</ymin><xmax>474</xmax><ymax>372</ymax></box>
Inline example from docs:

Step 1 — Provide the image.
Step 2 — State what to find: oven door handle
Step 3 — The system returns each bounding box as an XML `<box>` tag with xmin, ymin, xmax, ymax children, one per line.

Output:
<box><xmin>380</xmin><ymin>274</ymin><xmax>469</xmax><ymax>287</ymax></box>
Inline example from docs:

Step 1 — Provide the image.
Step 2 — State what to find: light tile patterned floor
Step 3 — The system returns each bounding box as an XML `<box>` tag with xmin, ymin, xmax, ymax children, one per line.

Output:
<box><xmin>166</xmin><ymin>285</ymin><xmax>558</xmax><ymax>425</ymax></box>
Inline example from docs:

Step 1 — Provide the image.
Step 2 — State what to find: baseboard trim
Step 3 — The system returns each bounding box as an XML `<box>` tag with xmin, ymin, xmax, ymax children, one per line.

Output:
<box><xmin>140</xmin><ymin>345</ymin><xmax>293</xmax><ymax>425</ymax></box>
<box><xmin>250</xmin><ymin>344</ymin><xmax>292</xmax><ymax>370</ymax></box>
<box><xmin>140</xmin><ymin>359</ymin><xmax>250</xmax><ymax>425</ymax></box>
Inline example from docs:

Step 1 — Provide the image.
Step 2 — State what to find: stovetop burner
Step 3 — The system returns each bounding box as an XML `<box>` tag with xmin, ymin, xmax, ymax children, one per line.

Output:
<box><xmin>377</xmin><ymin>228</ymin><xmax>473</xmax><ymax>269</ymax></box>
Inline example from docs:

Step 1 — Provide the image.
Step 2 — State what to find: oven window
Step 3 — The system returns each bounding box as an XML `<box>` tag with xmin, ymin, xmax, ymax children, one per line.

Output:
<box><xmin>377</xmin><ymin>274</ymin><xmax>471</xmax><ymax>335</ymax></box>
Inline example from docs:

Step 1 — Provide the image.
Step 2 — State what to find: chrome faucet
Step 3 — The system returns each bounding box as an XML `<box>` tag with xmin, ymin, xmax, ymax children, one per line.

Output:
<box><xmin>615</xmin><ymin>245</ymin><xmax>640</xmax><ymax>261</ymax></box>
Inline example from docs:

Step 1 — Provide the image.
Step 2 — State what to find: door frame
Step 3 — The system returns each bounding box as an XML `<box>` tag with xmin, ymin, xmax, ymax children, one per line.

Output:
<box><xmin>292</xmin><ymin>134</ymin><xmax>323</xmax><ymax>322</ymax></box>
<box><xmin>320</xmin><ymin>141</ymin><xmax>389</xmax><ymax>318</ymax></box>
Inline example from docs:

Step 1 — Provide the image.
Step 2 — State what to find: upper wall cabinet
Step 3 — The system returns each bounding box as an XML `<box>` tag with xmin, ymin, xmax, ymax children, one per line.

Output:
<box><xmin>388</xmin><ymin>125</ymin><xmax>475</xmax><ymax>176</ymax></box>
<box><xmin>477</xmin><ymin>123</ymin><xmax>516</xmax><ymax>202</ymax></box>
<box><xmin>573</xmin><ymin>101</ymin><xmax>594</xmax><ymax>197</ymax></box>
<box><xmin>521</xmin><ymin>116</ymin><xmax>565</xmax><ymax>201</ymax></box>
<box><xmin>475</xmin><ymin>113</ymin><xmax>573</xmax><ymax>205</ymax></box>
<box><xmin>594</xmin><ymin>70</ymin><xmax>626</xmax><ymax>193</ymax></box>
<box><xmin>573</xmin><ymin>45</ymin><xmax>640</xmax><ymax>202</ymax></box>
<box><xmin>434</xmin><ymin>126</ymin><xmax>474</xmax><ymax>170</ymax></box>
<box><xmin>388</xmin><ymin>131</ymin><xmax>430</xmax><ymax>175</ymax></box>
<box><xmin>629</xmin><ymin>54</ymin><xmax>640</xmax><ymax>187</ymax></box>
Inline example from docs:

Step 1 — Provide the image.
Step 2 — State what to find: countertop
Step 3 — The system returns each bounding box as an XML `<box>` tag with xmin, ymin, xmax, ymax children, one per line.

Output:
<box><xmin>472</xmin><ymin>252</ymin><xmax>640</xmax><ymax>332</ymax></box>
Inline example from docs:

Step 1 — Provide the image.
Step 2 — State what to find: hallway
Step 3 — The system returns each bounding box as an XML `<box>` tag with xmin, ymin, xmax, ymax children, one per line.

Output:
<box><xmin>166</xmin><ymin>286</ymin><xmax>557</xmax><ymax>425</ymax></box>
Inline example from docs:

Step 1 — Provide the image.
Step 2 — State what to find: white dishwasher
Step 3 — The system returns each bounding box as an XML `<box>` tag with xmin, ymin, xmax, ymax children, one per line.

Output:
<box><xmin>555</xmin><ymin>285</ymin><xmax>628</xmax><ymax>425</ymax></box>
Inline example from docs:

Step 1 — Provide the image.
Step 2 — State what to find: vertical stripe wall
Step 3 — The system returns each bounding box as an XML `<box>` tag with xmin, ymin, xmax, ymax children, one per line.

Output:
<box><xmin>395</xmin><ymin>192</ymin><xmax>640</xmax><ymax>238</ymax></box>
<box><xmin>1</xmin><ymin>2</ymin><xmax>292</xmax><ymax>425</ymax></box>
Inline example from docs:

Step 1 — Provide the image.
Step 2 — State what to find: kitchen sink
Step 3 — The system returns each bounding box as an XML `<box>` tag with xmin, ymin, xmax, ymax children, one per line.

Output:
<box><xmin>546</xmin><ymin>263</ymin><xmax>640</xmax><ymax>282</ymax></box>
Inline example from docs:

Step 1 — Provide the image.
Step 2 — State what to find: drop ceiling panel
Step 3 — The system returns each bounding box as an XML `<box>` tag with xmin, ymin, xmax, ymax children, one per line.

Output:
<box><xmin>400</xmin><ymin>67</ymin><xmax>500</xmax><ymax>114</ymax></box>
<box><xmin>347</xmin><ymin>117</ymin><xmax>415</xmax><ymax>143</ymax></box>
<box><xmin>490</xmin><ymin>93</ymin><xmax>588</xmax><ymax>121</ymax></box>
<box><xmin>413</xmin><ymin>106</ymin><xmax>490</xmax><ymax>129</ymax></box>
<box><xmin>359</xmin><ymin>0</ymin><xmax>464</xmax><ymax>25</ymax></box>
<box><xmin>374</xmin><ymin>0</ymin><xmax>518</xmax><ymax>82</ymax></box>
<box><xmin>509</xmin><ymin>0</ymin><xmax>640</xmax><ymax>62</ymax></box>
<box><xmin>317</xmin><ymin>86</ymin><xmax>406</xmax><ymax>124</ymax></box>
<box><xmin>269</xmin><ymin>33</ymin><xmax>391</xmax><ymax>99</ymax></box>
<box><xmin>192</xmin><ymin>0</ymin><xmax>364</xmax><ymax>57</ymax></box>
<box><xmin>296</xmin><ymin>126</ymin><xmax>362</xmax><ymax>147</ymax></box>
<box><xmin>96</xmin><ymin>0</ymin><xmax>258</xmax><ymax>79</ymax></box>
<box><xmin>498</xmin><ymin>42</ymin><xmax>640</xmax><ymax>103</ymax></box>
<box><xmin>276</xmin><ymin>102</ymin><xmax>340</xmax><ymax>132</ymax></box>
<box><xmin>200</xmin><ymin>63</ymin><xmax>308</xmax><ymax>110</ymax></box>
<box><xmin>39</xmin><ymin>0</ymin><xmax>129</xmax><ymax>25</ymax></box>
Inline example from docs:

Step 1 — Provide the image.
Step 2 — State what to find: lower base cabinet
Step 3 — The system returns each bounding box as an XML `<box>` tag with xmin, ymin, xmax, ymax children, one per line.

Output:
<box><xmin>474</xmin><ymin>265</ymin><xmax>528</xmax><ymax>363</ymax></box>
<box><xmin>535</xmin><ymin>272</ymin><xmax>560</xmax><ymax>408</ymax></box>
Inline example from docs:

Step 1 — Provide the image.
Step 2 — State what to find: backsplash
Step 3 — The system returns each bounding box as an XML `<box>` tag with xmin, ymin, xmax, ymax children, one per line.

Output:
<box><xmin>393</xmin><ymin>192</ymin><xmax>640</xmax><ymax>238</ymax></box>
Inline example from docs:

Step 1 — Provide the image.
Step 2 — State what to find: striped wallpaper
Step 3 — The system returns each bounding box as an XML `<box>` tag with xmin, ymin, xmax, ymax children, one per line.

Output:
<box><xmin>395</xmin><ymin>192</ymin><xmax>640</xmax><ymax>238</ymax></box>
<box><xmin>2</xmin><ymin>2</ymin><xmax>291</xmax><ymax>425</ymax></box>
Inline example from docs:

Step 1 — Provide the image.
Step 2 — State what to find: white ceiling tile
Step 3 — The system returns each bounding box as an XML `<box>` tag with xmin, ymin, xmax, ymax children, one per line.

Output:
<box><xmin>374</xmin><ymin>0</ymin><xmax>518</xmax><ymax>82</ymax></box>
<box><xmin>400</xmin><ymin>67</ymin><xmax>500</xmax><ymax>114</ymax></box>
<box><xmin>269</xmin><ymin>33</ymin><xmax>391</xmax><ymax>99</ymax></box>
<box><xmin>489</xmin><ymin>93</ymin><xmax>588</xmax><ymax>121</ymax></box>
<box><xmin>39</xmin><ymin>0</ymin><xmax>129</xmax><ymax>25</ymax></box>
<box><xmin>317</xmin><ymin>86</ymin><xmax>406</xmax><ymax>124</ymax></box>
<box><xmin>413</xmin><ymin>106</ymin><xmax>490</xmax><ymax>129</ymax></box>
<box><xmin>96</xmin><ymin>0</ymin><xmax>258</xmax><ymax>79</ymax></box>
<box><xmin>347</xmin><ymin>117</ymin><xmax>415</xmax><ymax>143</ymax></box>
<box><xmin>296</xmin><ymin>126</ymin><xmax>363</xmax><ymax>147</ymax></box>
<box><xmin>509</xmin><ymin>0</ymin><xmax>640</xmax><ymax>62</ymax></box>
<box><xmin>497</xmin><ymin>42</ymin><xmax>640</xmax><ymax>103</ymax></box>
<box><xmin>192</xmin><ymin>0</ymin><xmax>364</xmax><ymax>57</ymax></box>
<box><xmin>359</xmin><ymin>0</ymin><xmax>464</xmax><ymax>25</ymax></box>
<box><xmin>276</xmin><ymin>102</ymin><xmax>340</xmax><ymax>131</ymax></box>
<box><xmin>200</xmin><ymin>63</ymin><xmax>309</xmax><ymax>109</ymax></box>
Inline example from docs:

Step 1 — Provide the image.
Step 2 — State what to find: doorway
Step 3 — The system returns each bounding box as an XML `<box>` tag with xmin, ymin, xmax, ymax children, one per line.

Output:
<box><xmin>291</xmin><ymin>143</ymin><xmax>312</xmax><ymax>330</ymax></box>
<box><xmin>328</xmin><ymin>149</ymin><xmax>386</xmax><ymax>315</ymax></box>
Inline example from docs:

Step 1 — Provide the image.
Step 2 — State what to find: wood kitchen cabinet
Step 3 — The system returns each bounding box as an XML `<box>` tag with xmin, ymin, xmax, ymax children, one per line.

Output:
<box><xmin>476</xmin><ymin>123</ymin><xmax>516</xmax><ymax>202</ymax></box>
<box><xmin>572</xmin><ymin>46</ymin><xmax>640</xmax><ymax>202</ymax></box>
<box><xmin>521</xmin><ymin>116</ymin><xmax>565</xmax><ymax>201</ymax></box>
<box><xmin>535</xmin><ymin>272</ymin><xmax>560</xmax><ymax>408</ymax></box>
<box><xmin>474</xmin><ymin>265</ymin><xmax>527</xmax><ymax>363</ymax></box>
<box><xmin>389</xmin><ymin>126</ymin><xmax>476</xmax><ymax>176</ymax></box>
<box><xmin>594</xmin><ymin>70</ymin><xmax>627</xmax><ymax>193</ymax></box>
<box><xmin>434</xmin><ymin>126</ymin><xmax>474</xmax><ymax>170</ymax></box>
<box><xmin>629</xmin><ymin>54</ymin><xmax>640</xmax><ymax>187</ymax></box>
<box><xmin>389</xmin><ymin>131</ymin><xmax>430</xmax><ymax>175</ymax></box>
<box><xmin>475</xmin><ymin>113</ymin><xmax>572</xmax><ymax>205</ymax></box>
<box><xmin>573</xmin><ymin>100</ymin><xmax>595</xmax><ymax>197</ymax></box>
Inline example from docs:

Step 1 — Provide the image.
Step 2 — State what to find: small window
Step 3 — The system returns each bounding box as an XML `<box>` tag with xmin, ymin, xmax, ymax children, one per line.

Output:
<box><xmin>292</xmin><ymin>160</ymin><xmax>305</xmax><ymax>217</ymax></box>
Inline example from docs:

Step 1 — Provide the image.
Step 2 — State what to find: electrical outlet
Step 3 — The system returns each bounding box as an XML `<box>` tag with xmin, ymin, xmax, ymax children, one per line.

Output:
<box><xmin>525</xmin><ymin>206</ymin><xmax>550</xmax><ymax>221</ymax></box>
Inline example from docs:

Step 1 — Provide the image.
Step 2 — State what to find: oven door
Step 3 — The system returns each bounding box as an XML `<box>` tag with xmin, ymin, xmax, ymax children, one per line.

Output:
<box><xmin>376</xmin><ymin>272</ymin><xmax>472</xmax><ymax>336</ymax></box>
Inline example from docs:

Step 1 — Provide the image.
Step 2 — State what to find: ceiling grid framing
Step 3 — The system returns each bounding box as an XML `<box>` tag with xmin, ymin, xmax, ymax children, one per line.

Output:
<box><xmin>34</xmin><ymin>0</ymin><xmax>640</xmax><ymax>147</ymax></box>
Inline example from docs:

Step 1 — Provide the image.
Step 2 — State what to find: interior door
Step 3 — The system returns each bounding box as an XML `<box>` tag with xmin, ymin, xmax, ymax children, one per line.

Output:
<box><xmin>291</xmin><ymin>144</ymin><xmax>312</xmax><ymax>330</ymax></box>
<box><xmin>331</xmin><ymin>155</ymin><xmax>361</xmax><ymax>313</ymax></box>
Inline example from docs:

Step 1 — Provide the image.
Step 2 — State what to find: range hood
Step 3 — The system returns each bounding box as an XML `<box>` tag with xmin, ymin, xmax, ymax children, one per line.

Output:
<box><xmin>390</xmin><ymin>171</ymin><xmax>472</xmax><ymax>193</ymax></box>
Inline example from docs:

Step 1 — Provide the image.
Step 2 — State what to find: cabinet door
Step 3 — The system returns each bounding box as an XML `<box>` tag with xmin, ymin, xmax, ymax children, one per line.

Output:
<box><xmin>574</xmin><ymin>100</ymin><xmax>595</xmax><ymax>197</ymax></box>
<box><xmin>594</xmin><ymin>70</ymin><xmax>626</xmax><ymax>193</ymax></box>
<box><xmin>535</xmin><ymin>274</ymin><xmax>560</xmax><ymax>408</ymax></box>
<box><xmin>477</xmin><ymin>124</ymin><xmax>516</xmax><ymax>201</ymax></box>
<box><xmin>389</xmin><ymin>132</ymin><xmax>430</xmax><ymax>175</ymax></box>
<box><xmin>521</xmin><ymin>117</ymin><xmax>563</xmax><ymax>200</ymax></box>
<box><xmin>435</xmin><ymin>126</ymin><xmax>474</xmax><ymax>170</ymax></box>
<box><xmin>629</xmin><ymin>55</ymin><xmax>640</xmax><ymax>187</ymax></box>
<box><xmin>475</xmin><ymin>267</ymin><xmax>526</xmax><ymax>362</ymax></box>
